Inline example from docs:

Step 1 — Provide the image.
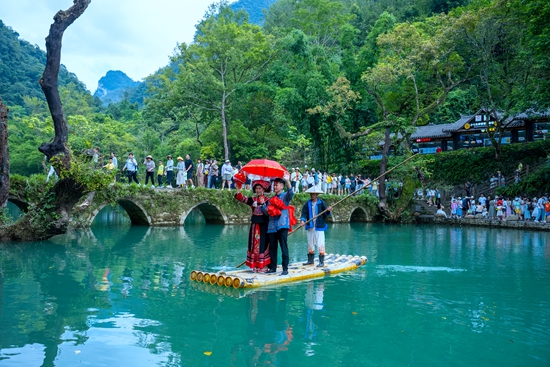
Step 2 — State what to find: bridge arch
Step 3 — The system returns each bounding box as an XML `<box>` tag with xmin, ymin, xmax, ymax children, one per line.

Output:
<box><xmin>7</xmin><ymin>195</ymin><xmax>29</xmax><ymax>212</ymax></box>
<box><xmin>349</xmin><ymin>206</ymin><xmax>369</xmax><ymax>222</ymax></box>
<box><xmin>180</xmin><ymin>202</ymin><xmax>227</xmax><ymax>225</ymax></box>
<box><xmin>91</xmin><ymin>199</ymin><xmax>152</xmax><ymax>226</ymax></box>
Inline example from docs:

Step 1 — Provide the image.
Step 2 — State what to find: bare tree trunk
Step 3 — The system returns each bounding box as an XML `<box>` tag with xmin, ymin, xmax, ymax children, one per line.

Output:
<box><xmin>0</xmin><ymin>98</ymin><xmax>9</xmax><ymax>211</ymax></box>
<box><xmin>1</xmin><ymin>1</ymin><xmax>91</xmax><ymax>241</ymax></box>
<box><xmin>221</xmin><ymin>92</ymin><xmax>230</xmax><ymax>161</ymax></box>
<box><xmin>38</xmin><ymin>0</ymin><xmax>91</xmax><ymax>168</ymax></box>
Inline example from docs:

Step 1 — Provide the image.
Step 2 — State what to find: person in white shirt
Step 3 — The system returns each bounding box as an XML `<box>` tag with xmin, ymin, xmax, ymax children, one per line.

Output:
<box><xmin>436</xmin><ymin>205</ymin><xmax>448</xmax><ymax>218</ymax></box>
<box><xmin>221</xmin><ymin>160</ymin><xmax>233</xmax><ymax>190</ymax></box>
<box><xmin>291</xmin><ymin>168</ymin><xmax>303</xmax><ymax>193</ymax></box>
<box><xmin>478</xmin><ymin>194</ymin><xmax>487</xmax><ymax>207</ymax></box>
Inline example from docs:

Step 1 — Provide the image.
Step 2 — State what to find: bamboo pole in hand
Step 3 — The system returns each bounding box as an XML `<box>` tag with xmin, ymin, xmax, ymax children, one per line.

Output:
<box><xmin>290</xmin><ymin>153</ymin><xmax>419</xmax><ymax>234</ymax></box>
<box><xmin>236</xmin><ymin>154</ymin><xmax>419</xmax><ymax>267</ymax></box>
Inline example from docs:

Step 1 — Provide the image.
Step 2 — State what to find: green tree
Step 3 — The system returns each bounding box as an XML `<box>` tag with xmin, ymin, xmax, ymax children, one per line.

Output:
<box><xmin>455</xmin><ymin>0</ymin><xmax>548</xmax><ymax>160</ymax></box>
<box><xmin>359</xmin><ymin>14</ymin><xmax>470</xmax><ymax>218</ymax></box>
<box><xmin>171</xmin><ymin>1</ymin><xmax>274</xmax><ymax>160</ymax></box>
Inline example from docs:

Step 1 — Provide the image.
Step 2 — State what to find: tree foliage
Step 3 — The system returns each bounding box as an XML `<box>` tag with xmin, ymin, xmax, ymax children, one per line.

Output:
<box><xmin>2</xmin><ymin>0</ymin><xmax>549</xmax><ymax>191</ymax></box>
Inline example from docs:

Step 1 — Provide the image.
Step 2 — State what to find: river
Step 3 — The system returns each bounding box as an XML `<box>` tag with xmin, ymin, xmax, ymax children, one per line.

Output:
<box><xmin>0</xmin><ymin>205</ymin><xmax>549</xmax><ymax>366</ymax></box>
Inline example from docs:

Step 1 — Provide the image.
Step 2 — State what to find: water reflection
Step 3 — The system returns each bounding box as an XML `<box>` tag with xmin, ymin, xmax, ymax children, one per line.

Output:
<box><xmin>90</xmin><ymin>204</ymin><xmax>131</xmax><ymax>227</ymax></box>
<box><xmin>3</xmin><ymin>201</ymin><xmax>23</xmax><ymax>224</ymax></box>
<box><xmin>233</xmin><ymin>288</ymin><xmax>293</xmax><ymax>367</ymax></box>
<box><xmin>184</xmin><ymin>207</ymin><xmax>206</xmax><ymax>225</ymax></box>
<box><xmin>1</xmin><ymin>222</ymin><xmax>549</xmax><ymax>366</ymax></box>
<box><xmin>303</xmin><ymin>281</ymin><xmax>324</xmax><ymax>357</ymax></box>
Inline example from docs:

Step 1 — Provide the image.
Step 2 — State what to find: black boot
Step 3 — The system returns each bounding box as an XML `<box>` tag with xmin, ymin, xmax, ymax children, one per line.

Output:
<box><xmin>303</xmin><ymin>253</ymin><xmax>314</xmax><ymax>266</ymax></box>
<box><xmin>317</xmin><ymin>254</ymin><xmax>325</xmax><ymax>267</ymax></box>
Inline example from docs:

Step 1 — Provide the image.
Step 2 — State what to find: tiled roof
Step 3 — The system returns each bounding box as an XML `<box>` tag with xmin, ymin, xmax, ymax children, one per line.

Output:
<box><xmin>410</xmin><ymin>124</ymin><xmax>451</xmax><ymax>139</ymax></box>
<box><xmin>442</xmin><ymin>115</ymin><xmax>474</xmax><ymax>133</ymax></box>
<box><xmin>503</xmin><ymin>119</ymin><xmax>525</xmax><ymax>128</ymax></box>
<box><xmin>410</xmin><ymin>110</ymin><xmax>549</xmax><ymax>140</ymax></box>
<box><xmin>511</xmin><ymin>108</ymin><xmax>550</xmax><ymax>120</ymax></box>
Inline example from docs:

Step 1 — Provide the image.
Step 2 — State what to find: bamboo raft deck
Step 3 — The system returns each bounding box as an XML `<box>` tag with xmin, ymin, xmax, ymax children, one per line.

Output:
<box><xmin>190</xmin><ymin>253</ymin><xmax>367</xmax><ymax>290</ymax></box>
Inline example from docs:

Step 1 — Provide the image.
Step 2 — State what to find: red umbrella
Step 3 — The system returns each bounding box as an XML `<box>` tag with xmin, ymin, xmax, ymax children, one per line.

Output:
<box><xmin>240</xmin><ymin>159</ymin><xmax>289</xmax><ymax>180</ymax></box>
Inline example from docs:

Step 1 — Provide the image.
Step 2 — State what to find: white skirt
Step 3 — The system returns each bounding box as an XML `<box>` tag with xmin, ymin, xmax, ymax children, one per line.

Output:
<box><xmin>176</xmin><ymin>170</ymin><xmax>186</xmax><ymax>185</ymax></box>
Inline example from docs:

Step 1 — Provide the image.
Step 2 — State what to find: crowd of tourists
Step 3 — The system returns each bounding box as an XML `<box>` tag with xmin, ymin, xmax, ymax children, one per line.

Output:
<box><xmin>89</xmin><ymin>148</ymin><xmax>384</xmax><ymax>196</ymax></box>
<box><xmin>447</xmin><ymin>194</ymin><xmax>550</xmax><ymax>222</ymax></box>
<box><xmin>414</xmin><ymin>159</ymin><xmax>550</xmax><ymax>222</ymax></box>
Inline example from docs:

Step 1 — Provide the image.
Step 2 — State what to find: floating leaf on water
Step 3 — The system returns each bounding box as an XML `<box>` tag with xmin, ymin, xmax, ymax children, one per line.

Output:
<box><xmin>352</xmin><ymin>311</ymin><xmax>357</xmax><ymax>315</ymax></box>
<box><xmin>204</xmin><ymin>351</ymin><xmax>212</xmax><ymax>356</ymax></box>
<box><xmin>280</xmin><ymin>298</ymin><xmax>285</xmax><ymax>301</ymax></box>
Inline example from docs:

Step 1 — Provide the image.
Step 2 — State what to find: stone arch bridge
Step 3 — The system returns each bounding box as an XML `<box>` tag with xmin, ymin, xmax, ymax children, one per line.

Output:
<box><xmin>8</xmin><ymin>187</ymin><xmax>376</xmax><ymax>227</ymax></box>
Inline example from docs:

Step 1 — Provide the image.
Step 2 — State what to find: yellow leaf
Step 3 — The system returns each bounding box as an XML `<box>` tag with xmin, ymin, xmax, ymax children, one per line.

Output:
<box><xmin>204</xmin><ymin>351</ymin><xmax>212</xmax><ymax>356</ymax></box>
<box><xmin>352</xmin><ymin>312</ymin><xmax>357</xmax><ymax>315</ymax></box>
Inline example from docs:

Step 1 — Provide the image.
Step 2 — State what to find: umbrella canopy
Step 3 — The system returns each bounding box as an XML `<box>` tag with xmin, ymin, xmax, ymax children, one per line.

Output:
<box><xmin>240</xmin><ymin>159</ymin><xmax>289</xmax><ymax>180</ymax></box>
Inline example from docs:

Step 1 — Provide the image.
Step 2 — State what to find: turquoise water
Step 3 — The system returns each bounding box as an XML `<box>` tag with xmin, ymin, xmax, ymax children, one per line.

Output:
<box><xmin>3</xmin><ymin>202</ymin><xmax>22</xmax><ymax>224</ymax></box>
<box><xmin>0</xmin><ymin>208</ymin><xmax>549</xmax><ymax>366</ymax></box>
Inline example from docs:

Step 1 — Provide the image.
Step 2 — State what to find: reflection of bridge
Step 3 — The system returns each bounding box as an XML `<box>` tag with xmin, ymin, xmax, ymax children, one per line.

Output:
<box><xmin>8</xmin><ymin>187</ymin><xmax>375</xmax><ymax>227</ymax></box>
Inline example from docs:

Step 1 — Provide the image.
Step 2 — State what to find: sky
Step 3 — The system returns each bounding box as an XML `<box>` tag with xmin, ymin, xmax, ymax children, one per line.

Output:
<box><xmin>1</xmin><ymin>0</ymin><xmax>231</xmax><ymax>93</ymax></box>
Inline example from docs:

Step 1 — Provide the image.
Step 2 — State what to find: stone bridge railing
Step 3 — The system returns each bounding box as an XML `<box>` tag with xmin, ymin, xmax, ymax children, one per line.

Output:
<box><xmin>9</xmin><ymin>185</ymin><xmax>377</xmax><ymax>227</ymax></box>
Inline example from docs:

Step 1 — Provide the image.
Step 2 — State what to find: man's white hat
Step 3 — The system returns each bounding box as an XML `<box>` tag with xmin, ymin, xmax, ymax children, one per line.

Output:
<box><xmin>305</xmin><ymin>185</ymin><xmax>324</xmax><ymax>194</ymax></box>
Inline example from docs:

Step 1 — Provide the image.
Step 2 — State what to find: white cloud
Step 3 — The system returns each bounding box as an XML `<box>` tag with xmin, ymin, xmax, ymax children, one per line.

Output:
<box><xmin>1</xmin><ymin>0</ymin><xmax>229</xmax><ymax>92</ymax></box>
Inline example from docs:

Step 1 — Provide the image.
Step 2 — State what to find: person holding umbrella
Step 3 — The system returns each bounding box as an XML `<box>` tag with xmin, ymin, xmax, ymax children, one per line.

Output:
<box><xmin>234</xmin><ymin>180</ymin><xmax>272</xmax><ymax>272</ymax></box>
<box><xmin>300</xmin><ymin>185</ymin><xmax>332</xmax><ymax>267</ymax></box>
<box><xmin>263</xmin><ymin>177</ymin><xmax>294</xmax><ymax>275</ymax></box>
<box><xmin>238</xmin><ymin>159</ymin><xmax>293</xmax><ymax>275</ymax></box>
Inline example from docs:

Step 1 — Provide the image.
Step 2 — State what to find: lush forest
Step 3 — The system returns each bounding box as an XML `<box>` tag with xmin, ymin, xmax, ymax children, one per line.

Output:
<box><xmin>0</xmin><ymin>20</ymin><xmax>90</xmax><ymax>107</ymax></box>
<box><xmin>2</xmin><ymin>0</ymin><xmax>549</xmax><ymax>179</ymax></box>
<box><xmin>229</xmin><ymin>0</ymin><xmax>278</xmax><ymax>24</ymax></box>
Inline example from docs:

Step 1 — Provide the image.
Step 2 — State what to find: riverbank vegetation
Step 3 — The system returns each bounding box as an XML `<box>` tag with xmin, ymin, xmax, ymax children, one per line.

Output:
<box><xmin>2</xmin><ymin>0</ymin><xmax>550</xmax><ymax>230</ymax></box>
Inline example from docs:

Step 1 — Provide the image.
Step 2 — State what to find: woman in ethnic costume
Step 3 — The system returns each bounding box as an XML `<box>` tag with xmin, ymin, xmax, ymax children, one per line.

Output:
<box><xmin>234</xmin><ymin>181</ymin><xmax>271</xmax><ymax>272</ymax></box>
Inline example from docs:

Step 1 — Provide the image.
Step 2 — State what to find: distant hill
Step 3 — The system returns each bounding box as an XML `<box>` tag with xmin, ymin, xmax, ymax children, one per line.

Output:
<box><xmin>93</xmin><ymin>70</ymin><xmax>145</xmax><ymax>106</ymax></box>
<box><xmin>92</xmin><ymin>1</ymin><xmax>278</xmax><ymax>106</ymax></box>
<box><xmin>229</xmin><ymin>0</ymin><xmax>278</xmax><ymax>25</ymax></box>
<box><xmin>0</xmin><ymin>19</ymin><xmax>88</xmax><ymax>107</ymax></box>
<box><xmin>0</xmin><ymin>0</ymin><xmax>276</xmax><ymax>110</ymax></box>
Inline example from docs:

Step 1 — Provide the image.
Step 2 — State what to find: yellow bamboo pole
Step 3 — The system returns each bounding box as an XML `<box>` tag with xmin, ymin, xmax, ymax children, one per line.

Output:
<box><xmin>209</xmin><ymin>274</ymin><xmax>218</xmax><ymax>285</ymax></box>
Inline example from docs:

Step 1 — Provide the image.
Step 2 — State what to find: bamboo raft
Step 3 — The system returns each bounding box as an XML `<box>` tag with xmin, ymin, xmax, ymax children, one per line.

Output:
<box><xmin>189</xmin><ymin>253</ymin><xmax>368</xmax><ymax>289</ymax></box>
